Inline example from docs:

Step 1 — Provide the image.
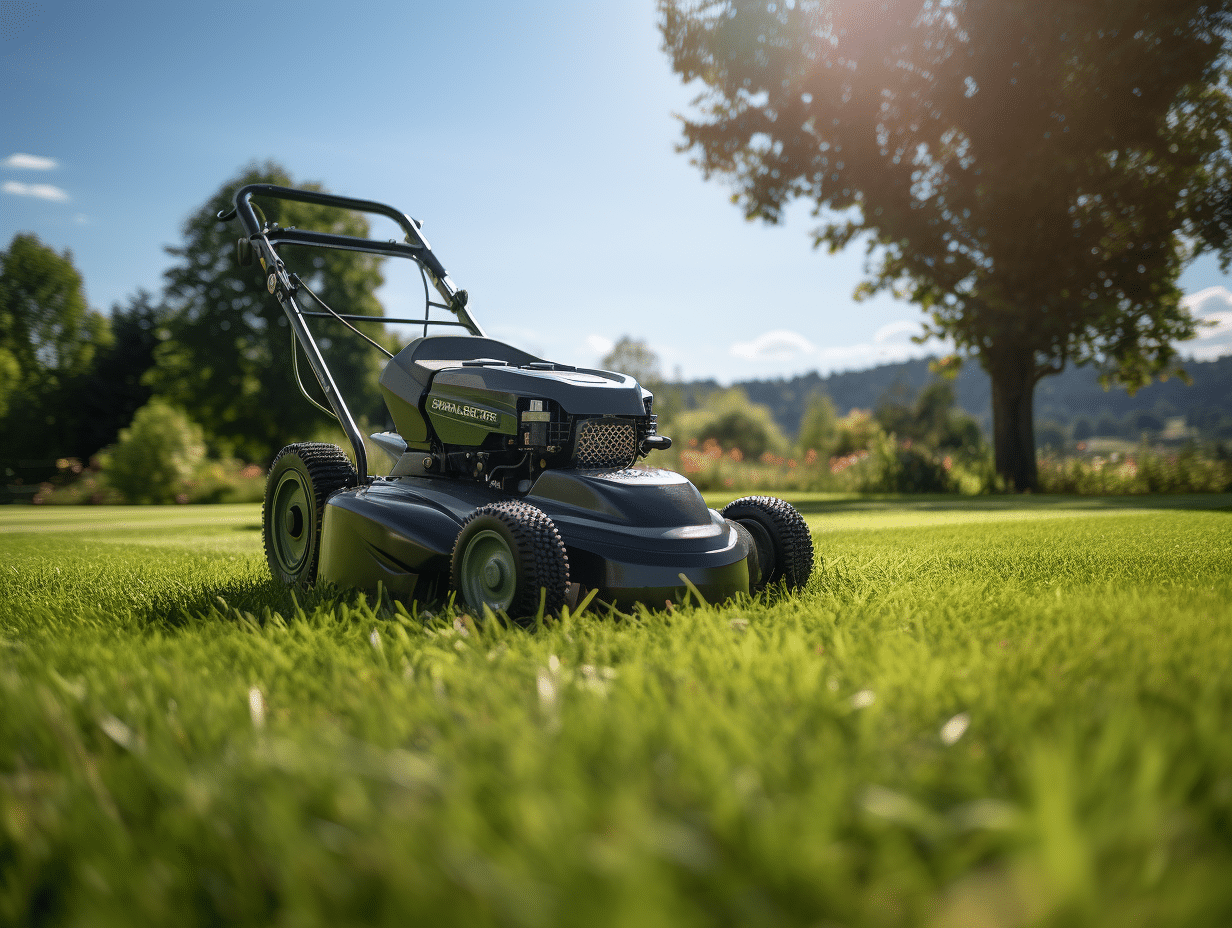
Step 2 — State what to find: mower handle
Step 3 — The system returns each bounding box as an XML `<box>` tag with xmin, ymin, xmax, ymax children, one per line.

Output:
<box><xmin>215</xmin><ymin>184</ymin><xmax>486</xmax><ymax>486</ymax></box>
<box><xmin>220</xmin><ymin>183</ymin><xmax>480</xmax><ymax>333</ymax></box>
<box><xmin>224</xmin><ymin>183</ymin><xmax>430</xmax><ymax>251</ymax></box>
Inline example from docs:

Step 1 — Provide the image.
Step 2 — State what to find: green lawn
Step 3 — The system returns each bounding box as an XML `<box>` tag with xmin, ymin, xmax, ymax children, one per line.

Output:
<box><xmin>2</xmin><ymin>495</ymin><xmax>1231</xmax><ymax>927</ymax></box>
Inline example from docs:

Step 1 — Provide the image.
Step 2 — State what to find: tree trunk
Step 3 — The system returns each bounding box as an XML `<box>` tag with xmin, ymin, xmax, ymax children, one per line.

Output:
<box><xmin>986</xmin><ymin>348</ymin><xmax>1039</xmax><ymax>491</ymax></box>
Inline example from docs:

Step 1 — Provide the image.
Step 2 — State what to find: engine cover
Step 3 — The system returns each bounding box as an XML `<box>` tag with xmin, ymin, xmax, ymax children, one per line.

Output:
<box><xmin>379</xmin><ymin>335</ymin><xmax>650</xmax><ymax>452</ymax></box>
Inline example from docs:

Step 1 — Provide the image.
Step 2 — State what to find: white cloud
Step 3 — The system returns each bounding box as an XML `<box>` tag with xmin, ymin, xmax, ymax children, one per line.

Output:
<box><xmin>1183</xmin><ymin>285</ymin><xmax>1232</xmax><ymax>316</ymax></box>
<box><xmin>1182</xmin><ymin>285</ymin><xmax>1232</xmax><ymax>361</ymax></box>
<box><xmin>873</xmin><ymin>319</ymin><xmax>921</xmax><ymax>344</ymax></box>
<box><xmin>3</xmin><ymin>153</ymin><xmax>58</xmax><ymax>171</ymax></box>
<box><xmin>814</xmin><ymin>339</ymin><xmax>933</xmax><ymax>371</ymax></box>
<box><xmin>2</xmin><ymin>181</ymin><xmax>70</xmax><ymax>202</ymax></box>
<box><xmin>586</xmin><ymin>334</ymin><xmax>614</xmax><ymax>356</ymax></box>
<box><xmin>730</xmin><ymin>329</ymin><xmax>816</xmax><ymax>360</ymax></box>
<box><xmin>1201</xmin><ymin>310</ymin><xmax>1232</xmax><ymax>337</ymax></box>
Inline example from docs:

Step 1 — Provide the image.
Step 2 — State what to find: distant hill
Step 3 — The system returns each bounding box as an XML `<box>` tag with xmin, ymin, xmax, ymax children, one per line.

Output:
<box><xmin>672</xmin><ymin>355</ymin><xmax>1232</xmax><ymax>446</ymax></box>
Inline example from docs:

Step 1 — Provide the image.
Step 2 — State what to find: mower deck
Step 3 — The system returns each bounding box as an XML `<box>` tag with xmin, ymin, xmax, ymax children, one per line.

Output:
<box><xmin>319</xmin><ymin>467</ymin><xmax>750</xmax><ymax>610</ymax></box>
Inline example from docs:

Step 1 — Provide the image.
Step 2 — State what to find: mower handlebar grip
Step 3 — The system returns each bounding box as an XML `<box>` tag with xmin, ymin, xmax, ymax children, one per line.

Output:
<box><xmin>229</xmin><ymin>184</ymin><xmax>429</xmax><ymax>250</ymax></box>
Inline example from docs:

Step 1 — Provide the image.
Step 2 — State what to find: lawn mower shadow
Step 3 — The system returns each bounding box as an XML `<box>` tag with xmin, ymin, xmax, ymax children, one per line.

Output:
<box><xmin>167</xmin><ymin>576</ymin><xmax>446</xmax><ymax>630</ymax></box>
<box><xmin>145</xmin><ymin>578</ymin><xmax>355</xmax><ymax>629</ymax></box>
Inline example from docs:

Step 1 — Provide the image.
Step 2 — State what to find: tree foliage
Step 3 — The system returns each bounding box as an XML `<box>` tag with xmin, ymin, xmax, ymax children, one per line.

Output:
<box><xmin>0</xmin><ymin>348</ymin><xmax>18</xmax><ymax>421</ymax></box>
<box><xmin>875</xmin><ymin>380</ymin><xmax>982</xmax><ymax>452</ymax></box>
<box><xmin>676</xmin><ymin>387</ymin><xmax>787</xmax><ymax>457</ymax></box>
<box><xmin>74</xmin><ymin>290</ymin><xmax>170</xmax><ymax>462</ymax></box>
<box><xmin>660</xmin><ymin>0</ymin><xmax>1232</xmax><ymax>487</ymax></box>
<box><xmin>832</xmin><ymin>408</ymin><xmax>879</xmax><ymax>457</ymax></box>
<box><xmin>150</xmin><ymin>163</ymin><xmax>391</xmax><ymax>463</ymax></box>
<box><xmin>795</xmin><ymin>390</ymin><xmax>838</xmax><ymax>454</ymax></box>
<box><xmin>0</xmin><ymin>235</ymin><xmax>176</xmax><ymax>499</ymax></box>
<box><xmin>0</xmin><ymin>233</ymin><xmax>110</xmax><ymax>471</ymax></box>
<box><xmin>601</xmin><ymin>336</ymin><xmax>663</xmax><ymax>385</ymax></box>
<box><xmin>0</xmin><ymin>233</ymin><xmax>103</xmax><ymax>385</ymax></box>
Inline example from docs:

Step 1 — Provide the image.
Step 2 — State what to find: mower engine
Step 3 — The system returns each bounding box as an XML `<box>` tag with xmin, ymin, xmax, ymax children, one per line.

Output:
<box><xmin>377</xmin><ymin>335</ymin><xmax>669</xmax><ymax>490</ymax></box>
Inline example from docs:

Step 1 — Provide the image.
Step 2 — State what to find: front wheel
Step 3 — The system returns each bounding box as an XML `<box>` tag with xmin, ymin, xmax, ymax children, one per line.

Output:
<box><xmin>721</xmin><ymin>496</ymin><xmax>814</xmax><ymax>593</ymax></box>
<box><xmin>263</xmin><ymin>442</ymin><xmax>356</xmax><ymax>586</ymax></box>
<box><xmin>450</xmin><ymin>501</ymin><xmax>570</xmax><ymax>622</ymax></box>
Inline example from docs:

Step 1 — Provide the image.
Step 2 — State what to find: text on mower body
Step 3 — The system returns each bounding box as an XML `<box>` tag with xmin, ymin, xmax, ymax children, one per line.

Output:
<box><xmin>430</xmin><ymin>397</ymin><xmax>500</xmax><ymax>424</ymax></box>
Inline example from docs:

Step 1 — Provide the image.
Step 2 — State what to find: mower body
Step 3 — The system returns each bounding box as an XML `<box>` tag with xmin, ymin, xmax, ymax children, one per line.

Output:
<box><xmin>320</xmin><ymin>467</ymin><xmax>750</xmax><ymax>610</ymax></box>
<box><xmin>319</xmin><ymin>332</ymin><xmax>751</xmax><ymax>608</ymax></box>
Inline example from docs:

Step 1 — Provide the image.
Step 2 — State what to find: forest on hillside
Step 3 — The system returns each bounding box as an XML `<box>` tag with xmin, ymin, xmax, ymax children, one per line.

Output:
<box><xmin>676</xmin><ymin>355</ymin><xmax>1232</xmax><ymax>450</ymax></box>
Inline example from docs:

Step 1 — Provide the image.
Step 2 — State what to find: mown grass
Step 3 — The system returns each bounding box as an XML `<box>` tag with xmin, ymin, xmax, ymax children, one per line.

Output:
<box><xmin>2</xmin><ymin>496</ymin><xmax>1231</xmax><ymax>927</ymax></box>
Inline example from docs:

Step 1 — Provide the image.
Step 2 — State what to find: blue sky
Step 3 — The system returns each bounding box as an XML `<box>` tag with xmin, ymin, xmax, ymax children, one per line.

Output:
<box><xmin>3</xmin><ymin>0</ymin><xmax>1230</xmax><ymax>384</ymax></box>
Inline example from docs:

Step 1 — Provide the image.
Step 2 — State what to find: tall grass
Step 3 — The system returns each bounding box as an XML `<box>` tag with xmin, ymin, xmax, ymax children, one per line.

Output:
<box><xmin>2</xmin><ymin>497</ymin><xmax>1231</xmax><ymax>926</ymax></box>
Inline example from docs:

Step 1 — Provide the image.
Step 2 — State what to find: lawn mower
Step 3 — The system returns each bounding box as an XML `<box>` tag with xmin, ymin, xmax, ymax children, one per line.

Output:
<box><xmin>220</xmin><ymin>184</ymin><xmax>814</xmax><ymax>619</ymax></box>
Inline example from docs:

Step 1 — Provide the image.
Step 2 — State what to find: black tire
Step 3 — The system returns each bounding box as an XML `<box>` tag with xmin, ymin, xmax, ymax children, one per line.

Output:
<box><xmin>721</xmin><ymin>496</ymin><xmax>814</xmax><ymax>592</ymax></box>
<box><xmin>263</xmin><ymin>442</ymin><xmax>357</xmax><ymax>586</ymax></box>
<box><xmin>450</xmin><ymin>501</ymin><xmax>570</xmax><ymax>622</ymax></box>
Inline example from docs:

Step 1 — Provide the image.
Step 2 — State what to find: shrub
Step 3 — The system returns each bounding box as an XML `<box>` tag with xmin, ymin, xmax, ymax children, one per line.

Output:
<box><xmin>182</xmin><ymin>459</ymin><xmax>266</xmax><ymax>504</ymax></box>
<box><xmin>1037</xmin><ymin>445</ymin><xmax>1232</xmax><ymax>494</ymax></box>
<box><xmin>832</xmin><ymin>409</ymin><xmax>879</xmax><ymax>456</ymax></box>
<box><xmin>672</xmin><ymin>389</ymin><xmax>787</xmax><ymax>460</ymax></box>
<box><xmin>31</xmin><ymin>457</ymin><xmax>123</xmax><ymax>505</ymax></box>
<box><xmin>99</xmin><ymin>399</ymin><xmax>206</xmax><ymax>503</ymax></box>
<box><xmin>861</xmin><ymin>433</ymin><xmax>953</xmax><ymax>493</ymax></box>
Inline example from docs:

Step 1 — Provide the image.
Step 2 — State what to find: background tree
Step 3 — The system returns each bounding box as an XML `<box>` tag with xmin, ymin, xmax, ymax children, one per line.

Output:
<box><xmin>151</xmin><ymin>163</ymin><xmax>392</xmax><ymax>463</ymax></box>
<box><xmin>600</xmin><ymin>335</ymin><xmax>685</xmax><ymax>427</ymax></box>
<box><xmin>601</xmin><ymin>336</ymin><xmax>663</xmax><ymax>385</ymax></box>
<box><xmin>0</xmin><ymin>348</ymin><xmax>18</xmax><ymax>421</ymax></box>
<box><xmin>660</xmin><ymin>0</ymin><xmax>1232</xmax><ymax>488</ymax></box>
<box><xmin>0</xmin><ymin>233</ymin><xmax>103</xmax><ymax>386</ymax></box>
<box><xmin>0</xmin><ymin>233</ymin><xmax>110</xmax><ymax>484</ymax></box>
<box><xmin>795</xmin><ymin>390</ymin><xmax>838</xmax><ymax>455</ymax></box>
<box><xmin>675</xmin><ymin>387</ymin><xmax>787</xmax><ymax>458</ymax></box>
<box><xmin>75</xmin><ymin>290</ymin><xmax>169</xmax><ymax>461</ymax></box>
<box><xmin>832</xmin><ymin>409</ymin><xmax>878</xmax><ymax>456</ymax></box>
<box><xmin>875</xmin><ymin>380</ymin><xmax>982</xmax><ymax>452</ymax></box>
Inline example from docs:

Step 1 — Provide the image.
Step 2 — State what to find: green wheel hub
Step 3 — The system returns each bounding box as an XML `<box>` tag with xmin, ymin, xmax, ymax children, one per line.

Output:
<box><xmin>737</xmin><ymin>517</ymin><xmax>775</xmax><ymax>582</ymax></box>
<box><xmin>270</xmin><ymin>471</ymin><xmax>311</xmax><ymax>574</ymax></box>
<box><xmin>457</xmin><ymin>529</ymin><xmax>518</xmax><ymax>612</ymax></box>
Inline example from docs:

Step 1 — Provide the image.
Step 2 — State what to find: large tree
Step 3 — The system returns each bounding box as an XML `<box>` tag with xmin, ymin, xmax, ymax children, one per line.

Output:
<box><xmin>660</xmin><ymin>0</ymin><xmax>1232</xmax><ymax>488</ymax></box>
<box><xmin>0</xmin><ymin>233</ymin><xmax>106</xmax><ymax>402</ymax></box>
<box><xmin>0</xmin><ymin>233</ymin><xmax>110</xmax><ymax>475</ymax></box>
<box><xmin>151</xmin><ymin>163</ymin><xmax>392</xmax><ymax>462</ymax></box>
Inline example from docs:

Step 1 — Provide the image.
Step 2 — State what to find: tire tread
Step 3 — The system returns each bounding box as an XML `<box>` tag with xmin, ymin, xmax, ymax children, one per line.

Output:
<box><xmin>720</xmin><ymin>495</ymin><xmax>815</xmax><ymax>590</ymax></box>
<box><xmin>450</xmin><ymin>500</ymin><xmax>570</xmax><ymax>620</ymax></box>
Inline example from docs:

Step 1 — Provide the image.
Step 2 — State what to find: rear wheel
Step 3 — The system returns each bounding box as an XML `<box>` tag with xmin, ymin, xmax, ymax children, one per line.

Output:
<box><xmin>451</xmin><ymin>501</ymin><xmax>569</xmax><ymax>622</ymax></box>
<box><xmin>263</xmin><ymin>442</ymin><xmax>356</xmax><ymax>586</ymax></box>
<box><xmin>721</xmin><ymin>496</ymin><xmax>814</xmax><ymax>593</ymax></box>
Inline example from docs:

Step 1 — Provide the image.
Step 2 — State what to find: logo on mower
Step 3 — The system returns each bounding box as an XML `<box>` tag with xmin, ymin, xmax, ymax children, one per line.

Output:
<box><xmin>430</xmin><ymin>397</ymin><xmax>499</xmax><ymax>425</ymax></box>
